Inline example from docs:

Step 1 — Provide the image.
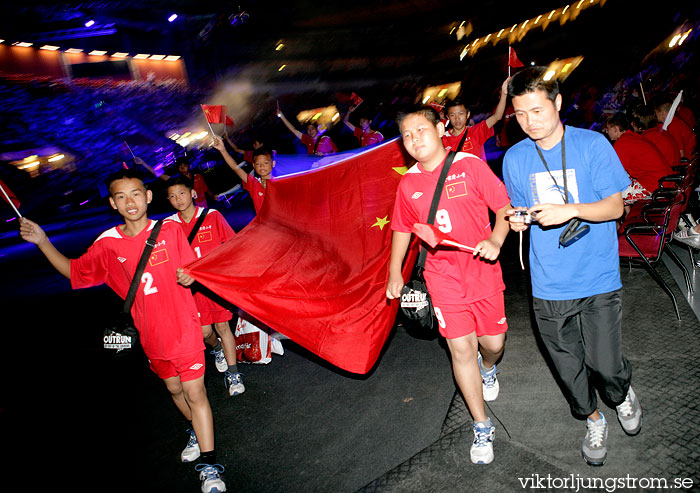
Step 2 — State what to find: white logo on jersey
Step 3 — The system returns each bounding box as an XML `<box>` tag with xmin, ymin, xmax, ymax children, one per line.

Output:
<box><xmin>189</xmin><ymin>363</ymin><xmax>204</xmax><ymax>371</ymax></box>
<box><xmin>411</xmin><ymin>192</ymin><xmax>423</xmax><ymax>199</ymax></box>
<box><xmin>497</xmin><ymin>317</ymin><xmax>507</xmax><ymax>325</ymax></box>
<box><xmin>258</xmin><ymin>192</ymin><xmax>264</xmax><ymax>196</ymax></box>
<box><xmin>117</xmin><ymin>257</ymin><xmax>127</xmax><ymax>263</ymax></box>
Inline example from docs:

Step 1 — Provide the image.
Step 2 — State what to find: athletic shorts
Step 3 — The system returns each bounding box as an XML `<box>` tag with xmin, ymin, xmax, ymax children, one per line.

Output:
<box><xmin>194</xmin><ymin>292</ymin><xmax>232</xmax><ymax>326</ymax></box>
<box><xmin>433</xmin><ymin>292</ymin><xmax>508</xmax><ymax>339</ymax></box>
<box><xmin>149</xmin><ymin>351</ymin><xmax>205</xmax><ymax>382</ymax></box>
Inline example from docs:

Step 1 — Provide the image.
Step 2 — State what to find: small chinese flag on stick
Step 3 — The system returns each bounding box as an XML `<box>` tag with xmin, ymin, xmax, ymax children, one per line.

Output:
<box><xmin>201</xmin><ymin>104</ymin><xmax>226</xmax><ymax>124</ymax></box>
<box><xmin>0</xmin><ymin>178</ymin><xmax>22</xmax><ymax>219</ymax></box>
<box><xmin>508</xmin><ymin>46</ymin><xmax>524</xmax><ymax>76</ymax></box>
<box><xmin>225</xmin><ymin>115</ymin><xmax>235</xmax><ymax>126</ymax></box>
<box><xmin>350</xmin><ymin>92</ymin><xmax>363</xmax><ymax>107</ymax></box>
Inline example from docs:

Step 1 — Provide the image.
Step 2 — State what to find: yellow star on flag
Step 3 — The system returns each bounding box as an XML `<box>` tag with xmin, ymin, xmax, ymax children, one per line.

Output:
<box><xmin>372</xmin><ymin>216</ymin><xmax>390</xmax><ymax>230</ymax></box>
<box><xmin>392</xmin><ymin>166</ymin><xmax>408</xmax><ymax>175</ymax></box>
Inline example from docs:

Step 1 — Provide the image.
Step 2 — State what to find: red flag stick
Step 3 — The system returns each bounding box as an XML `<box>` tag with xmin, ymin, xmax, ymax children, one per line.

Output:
<box><xmin>0</xmin><ymin>182</ymin><xmax>22</xmax><ymax>219</ymax></box>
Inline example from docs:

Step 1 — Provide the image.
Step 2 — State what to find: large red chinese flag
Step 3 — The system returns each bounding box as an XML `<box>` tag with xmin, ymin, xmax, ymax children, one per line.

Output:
<box><xmin>201</xmin><ymin>104</ymin><xmax>226</xmax><ymax>124</ymax></box>
<box><xmin>184</xmin><ymin>139</ymin><xmax>417</xmax><ymax>374</ymax></box>
<box><xmin>508</xmin><ymin>46</ymin><xmax>524</xmax><ymax>68</ymax></box>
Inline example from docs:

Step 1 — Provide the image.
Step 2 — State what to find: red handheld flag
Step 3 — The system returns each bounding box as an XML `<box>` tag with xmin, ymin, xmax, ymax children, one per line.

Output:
<box><xmin>411</xmin><ymin>223</ymin><xmax>475</xmax><ymax>252</ymax></box>
<box><xmin>350</xmin><ymin>92</ymin><xmax>363</xmax><ymax>106</ymax></box>
<box><xmin>201</xmin><ymin>104</ymin><xmax>226</xmax><ymax>124</ymax></box>
<box><xmin>428</xmin><ymin>102</ymin><xmax>444</xmax><ymax>113</ymax></box>
<box><xmin>0</xmin><ymin>178</ymin><xmax>22</xmax><ymax>218</ymax></box>
<box><xmin>225</xmin><ymin>115</ymin><xmax>235</xmax><ymax>126</ymax></box>
<box><xmin>508</xmin><ymin>47</ymin><xmax>524</xmax><ymax>68</ymax></box>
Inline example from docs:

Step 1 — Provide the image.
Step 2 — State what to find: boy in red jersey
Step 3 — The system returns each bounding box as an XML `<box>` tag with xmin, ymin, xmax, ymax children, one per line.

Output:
<box><xmin>19</xmin><ymin>169</ymin><xmax>226</xmax><ymax>493</ymax></box>
<box><xmin>654</xmin><ymin>96</ymin><xmax>697</xmax><ymax>158</ymax></box>
<box><xmin>212</xmin><ymin>136</ymin><xmax>273</xmax><ymax>214</ymax></box>
<box><xmin>386</xmin><ymin>107</ymin><xmax>511</xmax><ymax>465</ymax></box>
<box><xmin>277</xmin><ymin>107</ymin><xmax>338</xmax><ymax>156</ymax></box>
<box><xmin>343</xmin><ymin>105</ymin><xmax>384</xmax><ymax>147</ymax></box>
<box><xmin>166</xmin><ymin>175</ymin><xmax>244</xmax><ymax>397</ymax></box>
<box><xmin>442</xmin><ymin>78</ymin><xmax>510</xmax><ymax>161</ymax></box>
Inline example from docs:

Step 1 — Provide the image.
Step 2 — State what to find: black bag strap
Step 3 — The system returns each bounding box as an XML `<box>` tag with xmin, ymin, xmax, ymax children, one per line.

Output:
<box><xmin>456</xmin><ymin>126</ymin><xmax>469</xmax><ymax>153</ymax></box>
<box><xmin>122</xmin><ymin>220</ymin><xmax>163</xmax><ymax>314</ymax></box>
<box><xmin>187</xmin><ymin>208</ymin><xmax>209</xmax><ymax>244</ymax></box>
<box><xmin>415</xmin><ymin>151</ymin><xmax>458</xmax><ymax>272</ymax></box>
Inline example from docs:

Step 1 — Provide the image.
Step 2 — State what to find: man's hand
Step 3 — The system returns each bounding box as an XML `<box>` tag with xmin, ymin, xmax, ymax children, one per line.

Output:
<box><xmin>211</xmin><ymin>136</ymin><xmax>225</xmax><ymax>152</ymax></box>
<box><xmin>19</xmin><ymin>218</ymin><xmax>47</xmax><ymax>246</ymax></box>
<box><xmin>506</xmin><ymin>207</ymin><xmax>531</xmax><ymax>232</ymax></box>
<box><xmin>528</xmin><ymin>203</ymin><xmax>576</xmax><ymax>228</ymax></box>
<box><xmin>176</xmin><ymin>268</ymin><xmax>195</xmax><ymax>287</ymax></box>
<box><xmin>386</xmin><ymin>272</ymin><xmax>404</xmax><ymax>299</ymax></box>
<box><xmin>133</xmin><ymin>156</ymin><xmax>147</xmax><ymax>166</ymax></box>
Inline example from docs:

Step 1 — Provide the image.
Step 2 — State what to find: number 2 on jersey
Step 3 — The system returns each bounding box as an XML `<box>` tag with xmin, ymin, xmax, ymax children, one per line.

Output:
<box><xmin>141</xmin><ymin>272</ymin><xmax>159</xmax><ymax>295</ymax></box>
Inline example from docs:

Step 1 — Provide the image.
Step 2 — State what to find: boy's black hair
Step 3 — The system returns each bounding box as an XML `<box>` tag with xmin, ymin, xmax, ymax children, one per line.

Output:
<box><xmin>606</xmin><ymin>112</ymin><xmax>631</xmax><ymax>132</ymax></box>
<box><xmin>165</xmin><ymin>175</ymin><xmax>195</xmax><ymax>191</ymax></box>
<box><xmin>175</xmin><ymin>156</ymin><xmax>190</xmax><ymax>167</ymax></box>
<box><xmin>252</xmin><ymin>147</ymin><xmax>274</xmax><ymax>160</ymax></box>
<box><xmin>445</xmin><ymin>99</ymin><xmax>469</xmax><ymax>113</ymax></box>
<box><xmin>105</xmin><ymin>168</ymin><xmax>146</xmax><ymax>195</ymax></box>
<box><xmin>396</xmin><ymin>105</ymin><xmax>441</xmax><ymax>130</ymax></box>
<box><xmin>508</xmin><ymin>66</ymin><xmax>560</xmax><ymax>103</ymax></box>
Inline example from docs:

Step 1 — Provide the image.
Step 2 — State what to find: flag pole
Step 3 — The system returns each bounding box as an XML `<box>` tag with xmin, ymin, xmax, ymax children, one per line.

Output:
<box><xmin>0</xmin><ymin>182</ymin><xmax>22</xmax><ymax>219</ymax></box>
<box><xmin>201</xmin><ymin>106</ymin><xmax>218</xmax><ymax>137</ymax></box>
<box><xmin>123</xmin><ymin>140</ymin><xmax>135</xmax><ymax>158</ymax></box>
<box><xmin>508</xmin><ymin>46</ymin><xmax>511</xmax><ymax>77</ymax></box>
<box><xmin>639</xmin><ymin>74</ymin><xmax>647</xmax><ymax>105</ymax></box>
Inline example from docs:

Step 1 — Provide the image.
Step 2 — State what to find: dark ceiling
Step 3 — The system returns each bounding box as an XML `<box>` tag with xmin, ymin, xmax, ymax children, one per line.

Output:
<box><xmin>2</xmin><ymin>1</ymin><xmax>697</xmax><ymax>90</ymax></box>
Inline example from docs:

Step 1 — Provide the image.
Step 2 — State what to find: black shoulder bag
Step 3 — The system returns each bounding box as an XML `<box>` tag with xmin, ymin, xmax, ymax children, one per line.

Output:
<box><xmin>103</xmin><ymin>220</ymin><xmax>163</xmax><ymax>353</ymax></box>
<box><xmin>399</xmin><ymin>151</ymin><xmax>457</xmax><ymax>331</ymax></box>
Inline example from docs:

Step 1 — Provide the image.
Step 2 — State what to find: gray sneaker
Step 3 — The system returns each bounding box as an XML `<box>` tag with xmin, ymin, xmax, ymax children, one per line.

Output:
<box><xmin>674</xmin><ymin>228</ymin><xmax>700</xmax><ymax>249</ymax></box>
<box><xmin>616</xmin><ymin>386</ymin><xmax>642</xmax><ymax>436</ymax></box>
<box><xmin>582</xmin><ymin>413</ymin><xmax>607</xmax><ymax>466</ymax></box>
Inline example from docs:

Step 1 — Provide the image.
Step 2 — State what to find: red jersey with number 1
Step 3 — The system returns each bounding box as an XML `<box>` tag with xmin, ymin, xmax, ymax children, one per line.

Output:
<box><xmin>70</xmin><ymin>219</ymin><xmax>204</xmax><ymax>360</ymax></box>
<box><xmin>167</xmin><ymin>208</ymin><xmax>236</xmax><ymax>324</ymax></box>
<box><xmin>392</xmin><ymin>152</ymin><xmax>509</xmax><ymax>305</ymax></box>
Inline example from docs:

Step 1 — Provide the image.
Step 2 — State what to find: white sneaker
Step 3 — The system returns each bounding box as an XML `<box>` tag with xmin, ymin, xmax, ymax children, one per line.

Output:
<box><xmin>196</xmin><ymin>464</ymin><xmax>226</xmax><ymax>493</ymax></box>
<box><xmin>211</xmin><ymin>339</ymin><xmax>228</xmax><ymax>373</ymax></box>
<box><xmin>616</xmin><ymin>386</ymin><xmax>642</xmax><ymax>436</ymax></box>
<box><xmin>582</xmin><ymin>413</ymin><xmax>607</xmax><ymax>466</ymax></box>
<box><xmin>181</xmin><ymin>428</ymin><xmax>201</xmax><ymax>463</ymax></box>
<box><xmin>478</xmin><ymin>352</ymin><xmax>499</xmax><ymax>402</ymax></box>
<box><xmin>470</xmin><ymin>419</ymin><xmax>495</xmax><ymax>465</ymax></box>
<box><xmin>224</xmin><ymin>371</ymin><xmax>245</xmax><ymax>396</ymax></box>
<box><xmin>674</xmin><ymin>228</ymin><xmax>700</xmax><ymax>249</ymax></box>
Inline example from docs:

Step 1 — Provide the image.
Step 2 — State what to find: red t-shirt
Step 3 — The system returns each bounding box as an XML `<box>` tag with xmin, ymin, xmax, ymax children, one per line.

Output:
<box><xmin>192</xmin><ymin>173</ymin><xmax>209</xmax><ymax>208</ymax></box>
<box><xmin>661</xmin><ymin>118</ymin><xmax>696</xmax><ymax>157</ymax></box>
<box><xmin>641</xmin><ymin>128</ymin><xmax>680</xmax><ymax>168</ymax></box>
<box><xmin>353</xmin><ymin>127</ymin><xmax>384</xmax><ymax>147</ymax></box>
<box><xmin>392</xmin><ymin>152</ymin><xmax>510</xmax><ymax>305</ymax></box>
<box><xmin>614</xmin><ymin>131</ymin><xmax>673</xmax><ymax>193</ymax></box>
<box><xmin>301</xmin><ymin>133</ymin><xmax>338</xmax><ymax>155</ymax></box>
<box><xmin>242</xmin><ymin>176</ymin><xmax>269</xmax><ymax>213</ymax></box>
<box><xmin>71</xmin><ymin>219</ymin><xmax>204</xmax><ymax>360</ymax></box>
<box><xmin>168</xmin><ymin>208</ymin><xmax>236</xmax><ymax>320</ymax></box>
<box><xmin>441</xmin><ymin>120</ymin><xmax>494</xmax><ymax>161</ymax></box>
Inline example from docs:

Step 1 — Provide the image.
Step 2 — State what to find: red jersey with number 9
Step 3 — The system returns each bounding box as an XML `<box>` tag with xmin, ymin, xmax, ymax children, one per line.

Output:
<box><xmin>392</xmin><ymin>152</ymin><xmax>510</xmax><ymax>305</ymax></box>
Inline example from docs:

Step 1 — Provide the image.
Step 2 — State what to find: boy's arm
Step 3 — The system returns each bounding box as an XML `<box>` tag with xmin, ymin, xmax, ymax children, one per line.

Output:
<box><xmin>386</xmin><ymin>231</ymin><xmax>412</xmax><ymax>299</ymax></box>
<box><xmin>133</xmin><ymin>156</ymin><xmax>170</xmax><ymax>180</ymax></box>
<box><xmin>212</xmin><ymin>136</ymin><xmax>249</xmax><ymax>184</ymax></box>
<box><xmin>20</xmin><ymin>218</ymin><xmax>71</xmax><ymax>278</ymax></box>
<box><xmin>343</xmin><ymin>107</ymin><xmax>356</xmax><ymax>132</ymax></box>
<box><xmin>485</xmin><ymin>78</ymin><xmax>510</xmax><ymax>129</ymax></box>
<box><xmin>473</xmin><ymin>203</ymin><xmax>510</xmax><ymax>261</ymax></box>
<box><xmin>277</xmin><ymin>109</ymin><xmax>303</xmax><ymax>140</ymax></box>
<box><xmin>223</xmin><ymin>133</ymin><xmax>243</xmax><ymax>154</ymax></box>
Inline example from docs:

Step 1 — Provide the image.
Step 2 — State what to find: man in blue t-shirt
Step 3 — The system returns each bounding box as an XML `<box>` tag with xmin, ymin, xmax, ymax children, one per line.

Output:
<box><xmin>502</xmin><ymin>67</ymin><xmax>642</xmax><ymax>467</ymax></box>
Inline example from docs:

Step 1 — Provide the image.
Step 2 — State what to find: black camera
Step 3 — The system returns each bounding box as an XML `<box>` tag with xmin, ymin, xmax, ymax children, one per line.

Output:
<box><xmin>559</xmin><ymin>219</ymin><xmax>590</xmax><ymax>247</ymax></box>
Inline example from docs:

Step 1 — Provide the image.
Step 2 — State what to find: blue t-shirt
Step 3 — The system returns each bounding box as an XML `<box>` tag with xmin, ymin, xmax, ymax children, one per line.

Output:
<box><xmin>503</xmin><ymin>126</ymin><xmax>630</xmax><ymax>300</ymax></box>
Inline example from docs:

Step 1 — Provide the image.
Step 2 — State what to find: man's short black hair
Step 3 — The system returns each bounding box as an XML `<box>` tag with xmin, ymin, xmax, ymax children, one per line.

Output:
<box><xmin>252</xmin><ymin>147</ymin><xmax>274</xmax><ymax>160</ymax></box>
<box><xmin>508</xmin><ymin>66</ymin><xmax>560</xmax><ymax>103</ymax></box>
<box><xmin>105</xmin><ymin>168</ymin><xmax>146</xmax><ymax>195</ymax></box>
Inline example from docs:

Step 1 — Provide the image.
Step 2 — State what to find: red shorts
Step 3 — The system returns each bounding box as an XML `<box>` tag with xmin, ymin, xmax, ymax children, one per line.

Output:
<box><xmin>194</xmin><ymin>292</ymin><xmax>232</xmax><ymax>326</ymax></box>
<box><xmin>149</xmin><ymin>351</ymin><xmax>205</xmax><ymax>382</ymax></box>
<box><xmin>433</xmin><ymin>292</ymin><xmax>508</xmax><ymax>339</ymax></box>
